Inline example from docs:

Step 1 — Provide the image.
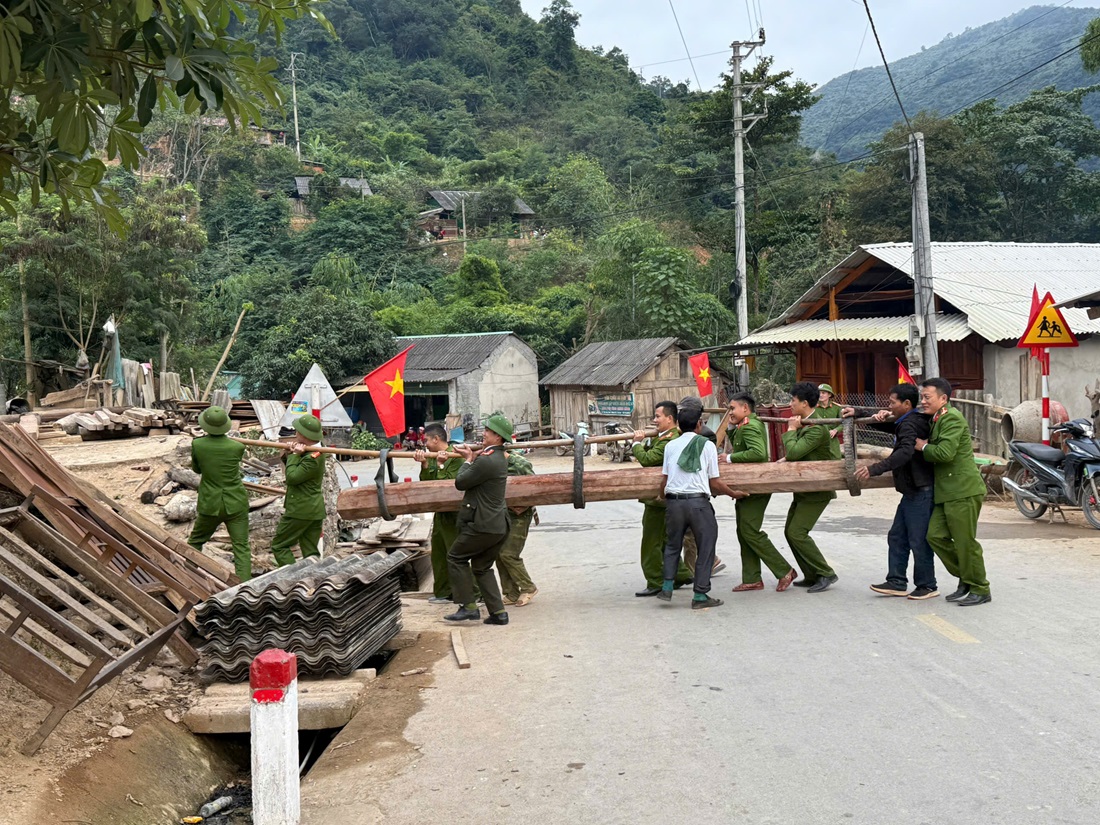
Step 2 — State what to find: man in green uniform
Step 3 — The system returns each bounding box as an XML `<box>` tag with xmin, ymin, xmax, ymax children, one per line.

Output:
<box><xmin>781</xmin><ymin>382</ymin><xmax>842</xmax><ymax>593</ymax></box>
<box><xmin>724</xmin><ymin>392</ymin><xmax>797</xmax><ymax>593</ymax></box>
<box><xmin>444</xmin><ymin>414</ymin><xmax>513</xmax><ymax>626</ymax></box>
<box><xmin>817</xmin><ymin>383</ymin><xmax>844</xmax><ymax>440</ymax></box>
<box><xmin>631</xmin><ymin>401</ymin><xmax>693</xmax><ymax>596</ymax></box>
<box><xmin>271</xmin><ymin>415</ymin><xmax>327</xmax><ymax>567</ymax></box>
<box><xmin>415</xmin><ymin>424</ymin><xmax>465</xmax><ymax>605</ymax></box>
<box><xmin>497</xmin><ymin>450</ymin><xmax>539</xmax><ymax>606</ymax></box>
<box><xmin>915</xmin><ymin>377</ymin><xmax>991</xmax><ymax>606</ymax></box>
<box><xmin>188</xmin><ymin>406</ymin><xmax>251</xmax><ymax>581</ymax></box>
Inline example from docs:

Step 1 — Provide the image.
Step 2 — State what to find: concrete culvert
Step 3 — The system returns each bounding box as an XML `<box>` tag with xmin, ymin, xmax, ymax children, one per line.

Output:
<box><xmin>1001</xmin><ymin>399</ymin><xmax>1069</xmax><ymax>444</ymax></box>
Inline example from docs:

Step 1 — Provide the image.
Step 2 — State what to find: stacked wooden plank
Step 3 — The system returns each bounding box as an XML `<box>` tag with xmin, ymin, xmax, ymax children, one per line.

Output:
<box><xmin>177</xmin><ymin>399</ymin><xmax>263</xmax><ymax>432</ymax></box>
<box><xmin>351</xmin><ymin>516</ymin><xmax>432</xmax><ymax>552</ymax></box>
<box><xmin>38</xmin><ymin>380</ymin><xmax>113</xmax><ymax>409</ymax></box>
<box><xmin>52</xmin><ymin>406</ymin><xmax>185</xmax><ymax>440</ymax></box>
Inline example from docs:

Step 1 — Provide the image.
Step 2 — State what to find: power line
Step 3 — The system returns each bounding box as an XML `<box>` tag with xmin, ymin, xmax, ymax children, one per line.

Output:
<box><xmin>631</xmin><ymin>48</ymin><xmax>732</xmax><ymax>72</ymax></box>
<box><xmin>828</xmin><ymin>0</ymin><xmax>1080</xmax><ymax>157</ymax></box>
<box><xmin>818</xmin><ymin>21</ymin><xmax>870</xmax><ymax>152</ymax></box>
<box><xmin>944</xmin><ymin>26</ymin><xmax>1100</xmax><ymax>116</ymax></box>
<box><xmin>861</xmin><ymin>0</ymin><xmax>913</xmax><ymax>133</ymax></box>
<box><xmin>667</xmin><ymin>0</ymin><xmax>704</xmax><ymax>91</ymax></box>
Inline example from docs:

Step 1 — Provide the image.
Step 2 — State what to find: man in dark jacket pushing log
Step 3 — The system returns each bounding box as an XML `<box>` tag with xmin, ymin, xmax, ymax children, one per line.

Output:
<box><xmin>444</xmin><ymin>414</ymin><xmax>513</xmax><ymax>626</ymax></box>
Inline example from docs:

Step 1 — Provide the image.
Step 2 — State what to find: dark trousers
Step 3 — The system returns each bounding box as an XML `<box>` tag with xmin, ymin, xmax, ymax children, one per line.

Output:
<box><xmin>886</xmin><ymin>488</ymin><xmax>937</xmax><ymax>589</ymax></box>
<box><xmin>447</xmin><ymin>527</ymin><xmax>507</xmax><ymax>615</ymax></box>
<box><xmin>663</xmin><ymin>497</ymin><xmax>718</xmax><ymax>594</ymax></box>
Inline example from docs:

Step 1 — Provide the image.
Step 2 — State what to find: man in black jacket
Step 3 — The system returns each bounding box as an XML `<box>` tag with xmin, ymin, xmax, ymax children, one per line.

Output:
<box><xmin>843</xmin><ymin>383</ymin><xmax>939</xmax><ymax>600</ymax></box>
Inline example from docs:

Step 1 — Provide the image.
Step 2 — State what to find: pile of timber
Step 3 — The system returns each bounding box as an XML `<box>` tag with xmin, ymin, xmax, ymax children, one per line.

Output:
<box><xmin>337</xmin><ymin>459</ymin><xmax>896</xmax><ymax>521</ymax></box>
<box><xmin>37</xmin><ymin>379</ymin><xmax>114</xmax><ymax>409</ymax></box>
<box><xmin>346</xmin><ymin>516</ymin><xmax>432</xmax><ymax>553</ymax></box>
<box><xmin>177</xmin><ymin>399</ymin><xmax>262</xmax><ymax>432</ymax></box>
<box><xmin>0</xmin><ymin>423</ymin><xmax>236</xmax><ymax>753</ymax></box>
<box><xmin>54</xmin><ymin>406</ymin><xmax>185</xmax><ymax>440</ymax></box>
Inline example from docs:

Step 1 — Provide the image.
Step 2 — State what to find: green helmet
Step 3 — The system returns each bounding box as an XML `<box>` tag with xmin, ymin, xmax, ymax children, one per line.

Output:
<box><xmin>484</xmin><ymin>414</ymin><xmax>514</xmax><ymax>442</ymax></box>
<box><xmin>818</xmin><ymin>383</ymin><xmax>835</xmax><ymax>397</ymax></box>
<box><xmin>198</xmin><ymin>406</ymin><xmax>232</xmax><ymax>435</ymax></box>
<box><xmin>292</xmin><ymin>414</ymin><xmax>324</xmax><ymax>442</ymax></box>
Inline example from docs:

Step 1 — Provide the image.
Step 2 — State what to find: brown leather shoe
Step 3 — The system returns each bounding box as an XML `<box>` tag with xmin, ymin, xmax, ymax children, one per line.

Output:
<box><xmin>732</xmin><ymin>581</ymin><xmax>764</xmax><ymax>592</ymax></box>
<box><xmin>777</xmin><ymin>569</ymin><xmax>797</xmax><ymax>592</ymax></box>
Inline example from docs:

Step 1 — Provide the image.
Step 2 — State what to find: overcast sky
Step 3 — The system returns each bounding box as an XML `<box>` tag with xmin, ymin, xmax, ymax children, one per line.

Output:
<box><xmin>518</xmin><ymin>1</ymin><xmax>1095</xmax><ymax>89</ymax></box>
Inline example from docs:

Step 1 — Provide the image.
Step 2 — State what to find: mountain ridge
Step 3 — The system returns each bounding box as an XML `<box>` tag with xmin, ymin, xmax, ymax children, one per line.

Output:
<box><xmin>801</xmin><ymin>5</ymin><xmax>1100</xmax><ymax>159</ymax></box>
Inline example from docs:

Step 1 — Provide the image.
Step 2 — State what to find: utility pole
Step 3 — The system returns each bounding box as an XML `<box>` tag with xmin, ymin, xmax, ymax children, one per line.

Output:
<box><xmin>909</xmin><ymin>132</ymin><xmax>940</xmax><ymax>379</ymax></box>
<box><xmin>461</xmin><ymin>196</ymin><xmax>468</xmax><ymax>253</ymax></box>
<box><xmin>289</xmin><ymin>53</ymin><xmax>303</xmax><ymax>161</ymax></box>
<box><xmin>732</xmin><ymin>31</ymin><xmax>766</xmax><ymax>363</ymax></box>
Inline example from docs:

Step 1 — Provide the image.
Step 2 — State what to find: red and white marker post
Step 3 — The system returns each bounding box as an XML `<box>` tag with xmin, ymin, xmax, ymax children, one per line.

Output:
<box><xmin>250</xmin><ymin>649</ymin><xmax>300</xmax><ymax>825</ymax></box>
<box><xmin>1041</xmin><ymin>349</ymin><xmax>1051</xmax><ymax>445</ymax></box>
<box><xmin>310</xmin><ymin>383</ymin><xmax>322</xmax><ymax>422</ymax></box>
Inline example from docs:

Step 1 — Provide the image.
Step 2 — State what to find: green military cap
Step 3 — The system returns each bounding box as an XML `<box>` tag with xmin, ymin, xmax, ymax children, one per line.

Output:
<box><xmin>818</xmin><ymin>383</ymin><xmax>835</xmax><ymax>396</ymax></box>
<box><xmin>292</xmin><ymin>414</ymin><xmax>324</xmax><ymax>442</ymax></box>
<box><xmin>198</xmin><ymin>405</ymin><xmax>232</xmax><ymax>435</ymax></box>
<box><xmin>484</xmin><ymin>414</ymin><xmax>514</xmax><ymax>442</ymax></box>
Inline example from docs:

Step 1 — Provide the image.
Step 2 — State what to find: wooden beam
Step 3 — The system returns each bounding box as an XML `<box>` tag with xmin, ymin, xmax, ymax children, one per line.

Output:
<box><xmin>337</xmin><ymin>460</ymin><xmax>893</xmax><ymax>520</ymax></box>
<box><xmin>801</xmin><ymin>256</ymin><xmax>880</xmax><ymax>320</ymax></box>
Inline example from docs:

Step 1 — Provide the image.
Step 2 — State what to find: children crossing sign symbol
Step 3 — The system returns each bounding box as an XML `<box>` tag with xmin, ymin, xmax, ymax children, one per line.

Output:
<box><xmin>1018</xmin><ymin>292</ymin><xmax>1078</xmax><ymax>349</ymax></box>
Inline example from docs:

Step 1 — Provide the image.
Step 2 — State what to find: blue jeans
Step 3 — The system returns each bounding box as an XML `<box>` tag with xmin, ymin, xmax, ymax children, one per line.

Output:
<box><xmin>886</xmin><ymin>488</ymin><xmax>937</xmax><ymax>589</ymax></box>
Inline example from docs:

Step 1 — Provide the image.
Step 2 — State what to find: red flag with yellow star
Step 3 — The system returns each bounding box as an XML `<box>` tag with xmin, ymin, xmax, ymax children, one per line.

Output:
<box><xmin>688</xmin><ymin>352</ymin><xmax>713</xmax><ymax>398</ymax></box>
<box><xmin>364</xmin><ymin>345</ymin><xmax>414</xmax><ymax>437</ymax></box>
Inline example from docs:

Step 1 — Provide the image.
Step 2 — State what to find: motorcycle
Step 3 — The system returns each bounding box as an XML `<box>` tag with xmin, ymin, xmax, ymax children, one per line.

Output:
<box><xmin>1003</xmin><ymin>418</ymin><xmax>1100</xmax><ymax>529</ymax></box>
<box><xmin>554</xmin><ymin>428</ymin><xmax>592</xmax><ymax>457</ymax></box>
<box><xmin>601</xmin><ymin>421</ymin><xmax>633</xmax><ymax>463</ymax></box>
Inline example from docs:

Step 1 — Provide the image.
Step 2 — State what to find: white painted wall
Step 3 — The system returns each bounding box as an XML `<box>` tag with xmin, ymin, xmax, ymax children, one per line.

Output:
<box><xmin>478</xmin><ymin>341</ymin><xmax>540</xmax><ymax>425</ymax></box>
<box><xmin>984</xmin><ymin>338</ymin><xmax>1100</xmax><ymax>418</ymax></box>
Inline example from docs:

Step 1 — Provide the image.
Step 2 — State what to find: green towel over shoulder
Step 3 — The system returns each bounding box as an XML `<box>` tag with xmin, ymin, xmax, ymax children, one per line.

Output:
<box><xmin>677</xmin><ymin>434</ymin><xmax>706</xmax><ymax>473</ymax></box>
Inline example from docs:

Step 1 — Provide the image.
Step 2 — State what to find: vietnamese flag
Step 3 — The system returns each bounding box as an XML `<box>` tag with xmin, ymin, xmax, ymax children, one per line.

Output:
<box><xmin>896</xmin><ymin>358</ymin><xmax>915</xmax><ymax>385</ymax></box>
<box><xmin>689</xmin><ymin>352</ymin><xmax>713</xmax><ymax>397</ymax></box>
<box><xmin>364</xmin><ymin>345</ymin><xmax>414</xmax><ymax>437</ymax></box>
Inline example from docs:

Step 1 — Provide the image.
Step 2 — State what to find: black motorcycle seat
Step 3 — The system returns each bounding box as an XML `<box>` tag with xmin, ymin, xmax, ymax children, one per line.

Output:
<box><xmin>1014</xmin><ymin>442</ymin><xmax>1065</xmax><ymax>464</ymax></box>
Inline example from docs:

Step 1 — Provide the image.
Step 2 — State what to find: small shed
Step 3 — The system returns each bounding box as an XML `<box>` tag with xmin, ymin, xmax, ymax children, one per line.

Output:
<box><xmin>541</xmin><ymin>338</ymin><xmax>731</xmax><ymax>435</ymax></box>
<box><xmin>290</xmin><ymin>176</ymin><xmax>373</xmax><ymax>215</ymax></box>
<box><xmin>341</xmin><ymin>332</ymin><xmax>540</xmax><ymax>433</ymax></box>
<box><xmin>419</xmin><ymin>190</ymin><xmax>535</xmax><ymax>237</ymax></box>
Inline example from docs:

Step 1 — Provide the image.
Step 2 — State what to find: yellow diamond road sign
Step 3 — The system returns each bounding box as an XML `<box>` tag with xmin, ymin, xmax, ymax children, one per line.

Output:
<box><xmin>1018</xmin><ymin>292</ymin><xmax>1078</xmax><ymax>349</ymax></box>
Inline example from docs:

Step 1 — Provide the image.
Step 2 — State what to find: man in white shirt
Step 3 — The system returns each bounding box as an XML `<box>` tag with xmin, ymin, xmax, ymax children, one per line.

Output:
<box><xmin>659</xmin><ymin>401</ymin><xmax>747</xmax><ymax>609</ymax></box>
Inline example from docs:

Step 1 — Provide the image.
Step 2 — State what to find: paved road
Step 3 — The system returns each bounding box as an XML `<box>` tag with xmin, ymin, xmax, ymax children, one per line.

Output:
<box><xmin>305</xmin><ymin>488</ymin><xmax>1100</xmax><ymax>824</ymax></box>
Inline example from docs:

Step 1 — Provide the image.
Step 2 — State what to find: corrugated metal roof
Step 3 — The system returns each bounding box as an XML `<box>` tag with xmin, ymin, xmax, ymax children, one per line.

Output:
<box><xmin>739</xmin><ymin>314</ymin><xmax>972</xmax><ymax>346</ymax></box>
<box><xmin>398</xmin><ymin>332</ymin><xmax>520</xmax><ymax>383</ymax></box>
<box><xmin>540</xmin><ymin>338</ymin><xmax>679</xmax><ymax>387</ymax></box>
<box><xmin>293</xmin><ymin>176</ymin><xmax>373</xmax><ymax>198</ymax></box>
<box><xmin>427</xmin><ymin>190</ymin><xmax>535</xmax><ymax>217</ymax></box>
<box><xmin>752</xmin><ymin>243</ymin><xmax>1100</xmax><ymax>344</ymax></box>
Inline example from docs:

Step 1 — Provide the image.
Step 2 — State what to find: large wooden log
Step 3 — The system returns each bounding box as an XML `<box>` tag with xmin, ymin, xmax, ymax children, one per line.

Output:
<box><xmin>337</xmin><ymin>460</ymin><xmax>894</xmax><ymax>520</ymax></box>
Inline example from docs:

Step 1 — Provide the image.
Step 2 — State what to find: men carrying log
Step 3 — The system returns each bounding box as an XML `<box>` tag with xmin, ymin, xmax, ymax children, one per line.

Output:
<box><xmin>415</xmin><ymin>424</ymin><xmax>465</xmax><ymax>605</ymax></box>
<box><xmin>632</xmin><ymin>401</ymin><xmax>694</xmax><ymax>597</ymax></box>
<box><xmin>782</xmin><ymin>382</ymin><xmax>841</xmax><ymax>593</ymax></box>
<box><xmin>444</xmin><ymin>414</ymin><xmax>513</xmax><ymax>626</ymax></box>
<box><xmin>188</xmin><ymin>406</ymin><xmax>252</xmax><ymax>581</ymax></box>
<box><xmin>271</xmin><ymin>415</ymin><xmax>327</xmax><ymax>568</ymax></box>
<box><xmin>725</xmin><ymin>392</ymin><xmax>797</xmax><ymax>593</ymax></box>
<box><xmin>914</xmin><ymin>377</ymin><xmax>992</xmax><ymax>607</ymax></box>
<box><xmin>656</xmin><ymin>401</ymin><xmax>746</xmax><ymax>608</ymax></box>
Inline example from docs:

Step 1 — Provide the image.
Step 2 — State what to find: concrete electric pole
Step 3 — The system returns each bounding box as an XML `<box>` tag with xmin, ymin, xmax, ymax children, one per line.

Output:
<box><xmin>732</xmin><ymin>31</ymin><xmax>766</xmax><ymax>351</ymax></box>
<box><xmin>908</xmin><ymin>131</ymin><xmax>940</xmax><ymax>379</ymax></box>
<box><xmin>289</xmin><ymin>53</ymin><xmax>303</xmax><ymax>161</ymax></box>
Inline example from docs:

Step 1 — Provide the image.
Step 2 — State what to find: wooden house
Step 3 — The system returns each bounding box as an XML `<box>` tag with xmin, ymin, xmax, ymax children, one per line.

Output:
<box><xmin>739</xmin><ymin>242</ymin><xmax>1100</xmax><ymax>418</ymax></box>
<box><xmin>541</xmin><ymin>338</ymin><xmax>731</xmax><ymax>436</ymax></box>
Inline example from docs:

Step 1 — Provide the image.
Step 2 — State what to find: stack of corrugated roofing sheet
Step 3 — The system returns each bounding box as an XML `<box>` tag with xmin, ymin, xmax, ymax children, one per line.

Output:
<box><xmin>194</xmin><ymin>552</ymin><xmax>411</xmax><ymax>683</ymax></box>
